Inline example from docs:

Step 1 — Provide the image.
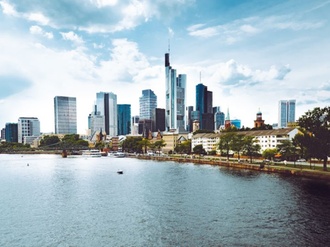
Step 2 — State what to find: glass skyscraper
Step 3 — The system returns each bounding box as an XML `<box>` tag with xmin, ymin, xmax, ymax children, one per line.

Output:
<box><xmin>5</xmin><ymin>123</ymin><xmax>18</xmax><ymax>142</ymax></box>
<box><xmin>165</xmin><ymin>53</ymin><xmax>186</xmax><ymax>132</ymax></box>
<box><xmin>278</xmin><ymin>100</ymin><xmax>296</xmax><ymax>128</ymax></box>
<box><xmin>54</xmin><ymin>96</ymin><xmax>77</xmax><ymax>134</ymax></box>
<box><xmin>196</xmin><ymin>83</ymin><xmax>213</xmax><ymax>130</ymax></box>
<box><xmin>139</xmin><ymin>89</ymin><xmax>157</xmax><ymax>120</ymax></box>
<box><xmin>118</xmin><ymin>104</ymin><xmax>131</xmax><ymax>135</ymax></box>
<box><xmin>95</xmin><ymin>92</ymin><xmax>117</xmax><ymax>136</ymax></box>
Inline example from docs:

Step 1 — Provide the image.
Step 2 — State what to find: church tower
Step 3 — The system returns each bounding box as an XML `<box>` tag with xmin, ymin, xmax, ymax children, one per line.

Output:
<box><xmin>254</xmin><ymin>109</ymin><xmax>265</xmax><ymax>128</ymax></box>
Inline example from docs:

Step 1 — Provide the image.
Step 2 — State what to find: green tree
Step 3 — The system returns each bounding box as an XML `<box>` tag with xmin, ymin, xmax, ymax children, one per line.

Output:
<box><xmin>193</xmin><ymin>144</ymin><xmax>206</xmax><ymax>155</ymax></box>
<box><xmin>277</xmin><ymin>140</ymin><xmax>297</xmax><ymax>162</ymax></box>
<box><xmin>242</xmin><ymin>135</ymin><xmax>261</xmax><ymax>163</ymax></box>
<box><xmin>138</xmin><ymin>138</ymin><xmax>151</xmax><ymax>154</ymax></box>
<box><xmin>39</xmin><ymin>135</ymin><xmax>60</xmax><ymax>148</ymax></box>
<box><xmin>175</xmin><ymin>140</ymin><xmax>191</xmax><ymax>154</ymax></box>
<box><xmin>298</xmin><ymin>106</ymin><xmax>330</xmax><ymax>171</ymax></box>
<box><xmin>230</xmin><ymin>134</ymin><xmax>245</xmax><ymax>160</ymax></box>
<box><xmin>262</xmin><ymin>148</ymin><xmax>278</xmax><ymax>160</ymax></box>
<box><xmin>153</xmin><ymin>139</ymin><xmax>166</xmax><ymax>154</ymax></box>
<box><xmin>218</xmin><ymin>132</ymin><xmax>236</xmax><ymax>160</ymax></box>
<box><xmin>121</xmin><ymin>136</ymin><xmax>143</xmax><ymax>153</ymax></box>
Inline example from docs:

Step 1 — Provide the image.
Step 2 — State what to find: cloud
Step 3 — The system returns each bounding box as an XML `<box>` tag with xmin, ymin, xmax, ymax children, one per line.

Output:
<box><xmin>90</xmin><ymin>0</ymin><xmax>118</xmax><ymax>8</ymax></box>
<box><xmin>319</xmin><ymin>81</ymin><xmax>330</xmax><ymax>91</ymax></box>
<box><xmin>0</xmin><ymin>0</ymin><xmax>17</xmax><ymax>16</ymax></box>
<box><xmin>187</xmin><ymin>15</ymin><xmax>324</xmax><ymax>43</ymax></box>
<box><xmin>29</xmin><ymin>25</ymin><xmax>53</xmax><ymax>39</ymax></box>
<box><xmin>60</xmin><ymin>31</ymin><xmax>84</xmax><ymax>45</ymax></box>
<box><xmin>209</xmin><ymin>60</ymin><xmax>291</xmax><ymax>86</ymax></box>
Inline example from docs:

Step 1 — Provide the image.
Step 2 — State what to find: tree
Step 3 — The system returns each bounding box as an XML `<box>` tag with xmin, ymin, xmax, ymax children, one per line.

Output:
<box><xmin>262</xmin><ymin>148</ymin><xmax>278</xmax><ymax>160</ymax></box>
<box><xmin>277</xmin><ymin>140</ymin><xmax>297</xmax><ymax>162</ymax></box>
<box><xmin>121</xmin><ymin>136</ymin><xmax>143</xmax><ymax>153</ymax></box>
<box><xmin>218</xmin><ymin>132</ymin><xmax>236</xmax><ymax>160</ymax></box>
<box><xmin>242</xmin><ymin>136</ymin><xmax>261</xmax><ymax>163</ymax></box>
<box><xmin>139</xmin><ymin>138</ymin><xmax>151</xmax><ymax>154</ymax></box>
<box><xmin>193</xmin><ymin>144</ymin><xmax>206</xmax><ymax>155</ymax></box>
<box><xmin>298</xmin><ymin>106</ymin><xmax>330</xmax><ymax>171</ymax></box>
<box><xmin>39</xmin><ymin>135</ymin><xmax>60</xmax><ymax>148</ymax></box>
<box><xmin>230</xmin><ymin>134</ymin><xmax>245</xmax><ymax>160</ymax></box>
<box><xmin>153</xmin><ymin>139</ymin><xmax>167</xmax><ymax>155</ymax></box>
<box><xmin>175</xmin><ymin>140</ymin><xmax>191</xmax><ymax>154</ymax></box>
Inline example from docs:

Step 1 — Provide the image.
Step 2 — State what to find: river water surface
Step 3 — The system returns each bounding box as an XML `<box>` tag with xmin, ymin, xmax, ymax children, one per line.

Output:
<box><xmin>1</xmin><ymin>154</ymin><xmax>330</xmax><ymax>246</ymax></box>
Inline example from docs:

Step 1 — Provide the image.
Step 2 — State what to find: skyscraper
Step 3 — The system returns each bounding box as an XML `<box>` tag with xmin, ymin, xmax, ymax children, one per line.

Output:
<box><xmin>154</xmin><ymin>108</ymin><xmax>165</xmax><ymax>132</ymax></box>
<box><xmin>278</xmin><ymin>100</ymin><xmax>296</xmax><ymax>128</ymax></box>
<box><xmin>18</xmin><ymin>117</ymin><xmax>40</xmax><ymax>143</ymax></box>
<box><xmin>165</xmin><ymin>53</ymin><xmax>186</xmax><ymax>132</ymax></box>
<box><xmin>213</xmin><ymin>106</ymin><xmax>225</xmax><ymax>130</ymax></box>
<box><xmin>5</xmin><ymin>123</ymin><xmax>18</xmax><ymax>142</ymax></box>
<box><xmin>54</xmin><ymin>96</ymin><xmax>77</xmax><ymax>134</ymax></box>
<box><xmin>95</xmin><ymin>92</ymin><xmax>117</xmax><ymax>136</ymax></box>
<box><xmin>139</xmin><ymin>89</ymin><xmax>157</xmax><ymax>120</ymax></box>
<box><xmin>118</xmin><ymin>104</ymin><xmax>131</xmax><ymax>135</ymax></box>
<box><xmin>196</xmin><ymin>83</ymin><xmax>213</xmax><ymax>130</ymax></box>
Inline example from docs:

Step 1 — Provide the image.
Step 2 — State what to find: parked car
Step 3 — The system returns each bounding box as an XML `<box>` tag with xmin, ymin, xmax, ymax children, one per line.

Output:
<box><xmin>296</xmin><ymin>158</ymin><xmax>306</xmax><ymax>162</ymax></box>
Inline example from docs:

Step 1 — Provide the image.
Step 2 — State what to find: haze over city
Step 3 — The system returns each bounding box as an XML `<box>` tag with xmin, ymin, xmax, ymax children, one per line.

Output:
<box><xmin>0</xmin><ymin>0</ymin><xmax>329</xmax><ymax>134</ymax></box>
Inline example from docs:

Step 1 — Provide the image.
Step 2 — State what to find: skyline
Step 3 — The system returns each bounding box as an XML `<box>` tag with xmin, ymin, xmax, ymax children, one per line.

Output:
<box><xmin>0</xmin><ymin>0</ymin><xmax>329</xmax><ymax>134</ymax></box>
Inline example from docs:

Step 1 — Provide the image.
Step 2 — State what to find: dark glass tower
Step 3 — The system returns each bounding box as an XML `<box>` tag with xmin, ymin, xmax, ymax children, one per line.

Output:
<box><xmin>117</xmin><ymin>104</ymin><xmax>131</xmax><ymax>135</ymax></box>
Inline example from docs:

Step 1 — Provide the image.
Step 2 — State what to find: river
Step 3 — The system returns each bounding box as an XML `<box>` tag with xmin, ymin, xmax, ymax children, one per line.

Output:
<box><xmin>1</xmin><ymin>154</ymin><xmax>330</xmax><ymax>246</ymax></box>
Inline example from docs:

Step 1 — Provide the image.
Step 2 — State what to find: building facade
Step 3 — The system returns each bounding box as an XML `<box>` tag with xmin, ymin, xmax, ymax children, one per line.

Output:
<box><xmin>95</xmin><ymin>92</ymin><xmax>117</xmax><ymax>136</ymax></box>
<box><xmin>18</xmin><ymin>117</ymin><xmax>40</xmax><ymax>144</ymax></box>
<box><xmin>278</xmin><ymin>100</ymin><xmax>296</xmax><ymax>128</ymax></box>
<box><xmin>139</xmin><ymin>89</ymin><xmax>157</xmax><ymax>120</ymax></box>
<box><xmin>165</xmin><ymin>53</ymin><xmax>186</xmax><ymax>132</ymax></box>
<box><xmin>5</xmin><ymin>123</ymin><xmax>18</xmax><ymax>142</ymax></box>
<box><xmin>54</xmin><ymin>96</ymin><xmax>77</xmax><ymax>134</ymax></box>
<box><xmin>196</xmin><ymin>83</ymin><xmax>213</xmax><ymax>130</ymax></box>
<box><xmin>118</xmin><ymin>104</ymin><xmax>131</xmax><ymax>135</ymax></box>
<box><xmin>154</xmin><ymin>108</ymin><xmax>165</xmax><ymax>132</ymax></box>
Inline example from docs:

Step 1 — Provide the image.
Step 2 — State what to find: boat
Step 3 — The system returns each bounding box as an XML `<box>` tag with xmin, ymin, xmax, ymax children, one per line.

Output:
<box><xmin>117</xmin><ymin>170</ymin><xmax>124</xmax><ymax>174</ymax></box>
<box><xmin>113</xmin><ymin>152</ymin><xmax>126</xmax><ymax>158</ymax></box>
<box><xmin>82</xmin><ymin>149</ymin><xmax>102</xmax><ymax>157</ymax></box>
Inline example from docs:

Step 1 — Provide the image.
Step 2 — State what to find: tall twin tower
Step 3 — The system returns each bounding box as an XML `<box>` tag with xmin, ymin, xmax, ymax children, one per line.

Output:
<box><xmin>165</xmin><ymin>53</ymin><xmax>186</xmax><ymax>132</ymax></box>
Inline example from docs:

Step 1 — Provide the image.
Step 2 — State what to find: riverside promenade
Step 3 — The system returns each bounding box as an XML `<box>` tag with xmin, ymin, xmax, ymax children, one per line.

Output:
<box><xmin>134</xmin><ymin>154</ymin><xmax>330</xmax><ymax>181</ymax></box>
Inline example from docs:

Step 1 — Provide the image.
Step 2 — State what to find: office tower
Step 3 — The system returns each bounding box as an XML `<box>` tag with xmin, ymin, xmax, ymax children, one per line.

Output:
<box><xmin>278</xmin><ymin>100</ymin><xmax>296</xmax><ymax>128</ymax></box>
<box><xmin>131</xmin><ymin>115</ymin><xmax>140</xmax><ymax>135</ymax></box>
<box><xmin>138</xmin><ymin>119</ymin><xmax>153</xmax><ymax>138</ymax></box>
<box><xmin>95</xmin><ymin>92</ymin><xmax>117</xmax><ymax>136</ymax></box>
<box><xmin>196</xmin><ymin>83</ymin><xmax>213</xmax><ymax>130</ymax></box>
<box><xmin>139</xmin><ymin>89</ymin><xmax>157</xmax><ymax>120</ymax></box>
<box><xmin>154</xmin><ymin>108</ymin><xmax>165</xmax><ymax>132</ymax></box>
<box><xmin>18</xmin><ymin>117</ymin><xmax>40</xmax><ymax>143</ymax></box>
<box><xmin>1</xmin><ymin>128</ymin><xmax>5</xmax><ymax>140</ymax></box>
<box><xmin>118</xmin><ymin>104</ymin><xmax>131</xmax><ymax>135</ymax></box>
<box><xmin>5</xmin><ymin>123</ymin><xmax>18</xmax><ymax>142</ymax></box>
<box><xmin>54</xmin><ymin>96</ymin><xmax>77</xmax><ymax>134</ymax></box>
<box><xmin>213</xmin><ymin>107</ymin><xmax>225</xmax><ymax>130</ymax></box>
<box><xmin>165</xmin><ymin>53</ymin><xmax>186</xmax><ymax>132</ymax></box>
<box><xmin>88</xmin><ymin>104</ymin><xmax>105</xmax><ymax>139</ymax></box>
<box><xmin>186</xmin><ymin>106</ymin><xmax>194</xmax><ymax>132</ymax></box>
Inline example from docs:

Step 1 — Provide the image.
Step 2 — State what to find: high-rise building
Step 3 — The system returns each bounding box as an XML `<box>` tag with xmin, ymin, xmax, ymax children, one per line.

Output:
<box><xmin>165</xmin><ymin>53</ymin><xmax>186</xmax><ymax>132</ymax></box>
<box><xmin>1</xmin><ymin>128</ymin><xmax>5</xmax><ymax>140</ymax></box>
<box><xmin>213</xmin><ymin>107</ymin><xmax>225</xmax><ymax>130</ymax></box>
<box><xmin>118</xmin><ymin>104</ymin><xmax>131</xmax><ymax>135</ymax></box>
<box><xmin>231</xmin><ymin>119</ymin><xmax>241</xmax><ymax>129</ymax></box>
<box><xmin>54</xmin><ymin>96</ymin><xmax>77</xmax><ymax>134</ymax></box>
<box><xmin>95</xmin><ymin>92</ymin><xmax>117</xmax><ymax>136</ymax></box>
<box><xmin>196</xmin><ymin>83</ymin><xmax>213</xmax><ymax>130</ymax></box>
<box><xmin>186</xmin><ymin>106</ymin><xmax>194</xmax><ymax>132</ymax></box>
<box><xmin>5</xmin><ymin>123</ymin><xmax>18</xmax><ymax>142</ymax></box>
<box><xmin>88</xmin><ymin>104</ymin><xmax>105</xmax><ymax>140</ymax></box>
<box><xmin>278</xmin><ymin>100</ymin><xmax>296</xmax><ymax>128</ymax></box>
<box><xmin>18</xmin><ymin>117</ymin><xmax>40</xmax><ymax>144</ymax></box>
<box><xmin>131</xmin><ymin>115</ymin><xmax>140</xmax><ymax>135</ymax></box>
<box><xmin>154</xmin><ymin>108</ymin><xmax>165</xmax><ymax>132</ymax></box>
<box><xmin>139</xmin><ymin>89</ymin><xmax>157</xmax><ymax>120</ymax></box>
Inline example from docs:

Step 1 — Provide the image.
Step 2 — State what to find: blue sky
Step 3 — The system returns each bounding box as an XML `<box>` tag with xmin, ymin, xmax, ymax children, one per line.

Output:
<box><xmin>0</xmin><ymin>0</ymin><xmax>329</xmax><ymax>134</ymax></box>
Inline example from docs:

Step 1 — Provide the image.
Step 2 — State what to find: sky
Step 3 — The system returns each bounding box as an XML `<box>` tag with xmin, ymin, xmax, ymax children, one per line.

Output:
<box><xmin>0</xmin><ymin>0</ymin><xmax>329</xmax><ymax>134</ymax></box>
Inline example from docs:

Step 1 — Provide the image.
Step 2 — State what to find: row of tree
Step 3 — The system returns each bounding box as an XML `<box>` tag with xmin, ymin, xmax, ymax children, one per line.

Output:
<box><xmin>39</xmin><ymin>134</ymin><xmax>89</xmax><ymax>149</ymax></box>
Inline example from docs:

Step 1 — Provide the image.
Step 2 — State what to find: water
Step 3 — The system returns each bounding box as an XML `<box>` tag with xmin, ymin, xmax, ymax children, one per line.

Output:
<box><xmin>1</xmin><ymin>154</ymin><xmax>330</xmax><ymax>246</ymax></box>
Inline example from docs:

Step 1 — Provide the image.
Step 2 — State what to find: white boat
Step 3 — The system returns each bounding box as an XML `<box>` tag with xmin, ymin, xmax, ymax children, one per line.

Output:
<box><xmin>113</xmin><ymin>152</ymin><xmax>126</xmax><ymax>158</ymax></box>
<box><xmin>82</xmin><ymin>149</ymin><xmax>102</xmax><ymax>157</ymax></box>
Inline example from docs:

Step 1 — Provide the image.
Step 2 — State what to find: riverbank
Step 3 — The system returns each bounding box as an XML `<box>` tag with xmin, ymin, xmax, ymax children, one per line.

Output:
<box><xmin>135</xmin><ymin>154</ymin><xmax>330</xmax><ymax>181</ymax></box>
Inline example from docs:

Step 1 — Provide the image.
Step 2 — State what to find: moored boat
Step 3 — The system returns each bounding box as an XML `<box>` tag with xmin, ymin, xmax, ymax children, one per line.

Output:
<box><xmin>82</xmin><ymin>149</ymin><xmax>102</xmax><ymax>157</ymax></box>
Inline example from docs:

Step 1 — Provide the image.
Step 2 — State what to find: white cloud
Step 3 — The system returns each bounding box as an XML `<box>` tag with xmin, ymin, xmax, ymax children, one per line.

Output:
<box><xmin>0</xmin><ymin>0</ymin><xmax>17</xmax><ymax>16</ymax></box>
<box><xmin>90</xmin><ymin>0</ymin><xmax>118</xmax><ymax>8</ymax></box>
<box><xmin>60</xmin><ymin>31</ymin><xmax>84</xmax><ymax>45</ymax></box>
<box><xmin>27</xmin><ymin>12</ymin><xmax>50</xmax><ymax>25</ymax></box>
<box><xmin>29</xmin><ymin>25</ymin><xmax>53</xmax><ymax>39</ymax></box>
